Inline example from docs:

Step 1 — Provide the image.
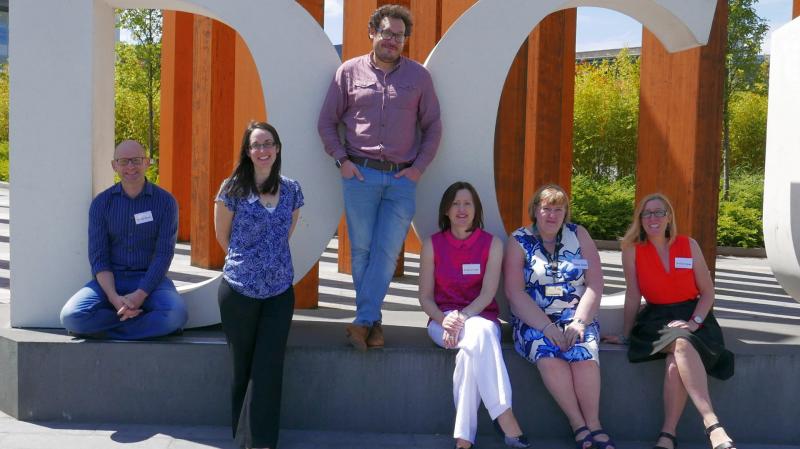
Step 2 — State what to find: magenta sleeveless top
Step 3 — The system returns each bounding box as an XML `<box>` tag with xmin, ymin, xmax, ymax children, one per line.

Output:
<box><xmin>431</xmin><ymin>228</ymin><xmax>499</xmax><ymax>322</ymax></box>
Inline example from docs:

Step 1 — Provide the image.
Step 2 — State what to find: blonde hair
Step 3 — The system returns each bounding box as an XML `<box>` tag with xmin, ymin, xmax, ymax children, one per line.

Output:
<box><xmin>621</xmin><ymin>193</ymin><xmax>677</xmax><ymax>248</ymax></box>
<box><xmin>528</xmin><ymin>184</ymin><xmax>571</xmax><ymax>225</ymax></box>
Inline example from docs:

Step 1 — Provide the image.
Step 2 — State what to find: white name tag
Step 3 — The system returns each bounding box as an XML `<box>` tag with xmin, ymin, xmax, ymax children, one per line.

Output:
<box><xmin>545</xmin><ymin>285</ymin><xmax>564</xmax><ymax>297</ymax></box>
<box><xmin>462</xmin><ymin>263</ymin><xmax>481</xmax><ymax>275</ymax></box>
<box><xmin>134</xmin><ymin>211</ymin><xmax>153</xmax><ymax>224</ymax></box>
<box><xmin>674</xmin><ymin>257</ymin><xmax>693</xmax><ymax>269</ymax></box>
<box><xmin>571</xmin><ymin>258</ymin><xmax>589</xmax><ymax>269</ymax></box>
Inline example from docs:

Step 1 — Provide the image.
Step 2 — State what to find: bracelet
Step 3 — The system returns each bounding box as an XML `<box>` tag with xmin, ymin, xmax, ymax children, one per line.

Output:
<box><xmin>618</xmin><ymin>334</ymin><xmax>630</xmax><ymax>345</ymax></box>
<box><xmin>542</xmin><ymin>322</ymin><xmax>557</xmax><ymax>333</ymax></box>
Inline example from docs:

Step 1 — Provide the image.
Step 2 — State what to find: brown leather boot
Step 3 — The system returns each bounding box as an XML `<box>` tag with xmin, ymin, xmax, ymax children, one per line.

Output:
<box><xmin>366</xmin><ymin>322</ymin><xmax>384</xmax><ymax>348</ymax></box>
<box><xmin>345</xmin><ymin>324</ymin><xmax>369</xmax><ymax>351</ymax></box>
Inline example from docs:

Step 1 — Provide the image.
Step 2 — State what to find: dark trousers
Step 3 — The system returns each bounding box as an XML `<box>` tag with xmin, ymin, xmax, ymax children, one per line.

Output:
<box><xmin>218</xmin><ymin>279</ymin><xmax>294</xmax><ymax>448</ymax></box>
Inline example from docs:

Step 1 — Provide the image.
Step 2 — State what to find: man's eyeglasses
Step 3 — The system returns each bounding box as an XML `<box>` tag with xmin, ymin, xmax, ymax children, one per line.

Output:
<box><xmin>641</xmin><ymin>209</ymin><xmax>668</xmax><ymax>219</ymax></box>
<box><xmin>114</xmin><ymin>157</ymin><xmax>148</xmax><ymax>167</ymax></box>
<box><xmin>250</xmin><ymin>141</ymin><xmax>276</xmax><ymax>151</ymax></box>
<box><xmin>376</xmin><ymin>28</ymin><xmax>408</xmax><ymax>43</ymax></box>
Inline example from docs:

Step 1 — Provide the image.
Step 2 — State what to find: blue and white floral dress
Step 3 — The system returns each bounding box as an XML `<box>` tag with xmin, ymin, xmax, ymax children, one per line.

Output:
<box><xmin>511</xmin><ymin>223</ymin><xmax>600</xmax><ymax>364</ymax></box>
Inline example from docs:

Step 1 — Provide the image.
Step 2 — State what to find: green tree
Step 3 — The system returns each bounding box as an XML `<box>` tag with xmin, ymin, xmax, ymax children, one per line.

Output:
<box><xmin>573</xmin><ymin>49</ymin><xmax>640</xmax><ymax>180</ymax></box>
<box><xmin>728</xmin><ymin>90</ymin><xmax>767</xmax><ymax>173</ymax></box>
<box><xmin>721</xmin><ymin>0</ymin><xmax>768</xmax><ymax>198</ymax></box>
<box><xmin>115</xmin><ymin>42</ymin><xmax>160</xmax><ymax>172</ymax></box>
<box><xmin>116</xmin><ymin>9</ymin><xmax>162</xmax><ymax>160</ymax></box>
<box><xmin>0</xmin><ymin>63</ymin><xmax>8</xmax><ymax>142</ymax></box>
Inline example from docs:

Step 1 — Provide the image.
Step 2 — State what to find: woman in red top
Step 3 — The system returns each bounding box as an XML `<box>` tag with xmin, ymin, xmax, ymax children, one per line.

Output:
<box><xmin>606</xmin><ymin>193</ymin><xmax>736</xmax><ymax>449</ymax></box>
<box><xmin>419</xmin><ymin>182</ymin><xmax>529</xmax><ymax>449</ymax></box>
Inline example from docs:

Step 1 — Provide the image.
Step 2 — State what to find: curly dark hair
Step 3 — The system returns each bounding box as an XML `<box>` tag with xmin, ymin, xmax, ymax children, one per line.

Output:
<box><xmin>222</xmin><ymin>121</ymin><xmax>282</xmax><ymax>198</ymax></box>
<box><xmin>368</xmin><ymin>4</ymin><xmax>413</xmax><ymax>37</ymax></box>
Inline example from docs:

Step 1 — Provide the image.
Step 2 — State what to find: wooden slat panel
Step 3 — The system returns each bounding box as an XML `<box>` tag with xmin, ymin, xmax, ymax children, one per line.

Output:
<box><xmin>494</xmin><ymin>11</ymin><xmax>576</xmax><ymax>235</ymax></box>
<box><xmin>637</xmin><ymin>0</ymin><xmax>727</xmax><ymax>271</ymax></box>
<box><xmin>159</xmin><ymin>11</ymin><xmax>194</xmax><ymax>241</ymax></box>
<box><xmin>190</xmin><ymin>18</ymin><xmax>236</xmax><ymax>269</ymax></box>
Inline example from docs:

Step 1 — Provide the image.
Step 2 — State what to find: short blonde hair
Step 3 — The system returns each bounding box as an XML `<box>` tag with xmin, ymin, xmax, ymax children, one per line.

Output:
<box><xmin>621</xmin><ymin>192</ymin><xmax>677</xmax><ymax>248</ymax></box>
<box><xmin>528</xmin><ymin>184</ymin><xmax>571</xmax><ymax>225</ymax></box>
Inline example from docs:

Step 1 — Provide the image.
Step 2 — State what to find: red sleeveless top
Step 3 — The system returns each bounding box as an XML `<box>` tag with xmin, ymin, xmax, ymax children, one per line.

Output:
<box><xmin>431</xmin><ymin>228</ymin><xmax>499</xmax><ymax>322</ymax></box>
<box><xmin>635</xmin><ymin>235</ymin><xmax>700</xmax><ymax>305</ymax></box>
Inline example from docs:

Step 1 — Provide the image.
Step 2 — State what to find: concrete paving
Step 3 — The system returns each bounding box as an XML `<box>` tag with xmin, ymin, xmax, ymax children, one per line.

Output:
<box><xmin>2</xmin><ymin>410</ymin><xmax>799</xmax><ymax>449</ymax></box>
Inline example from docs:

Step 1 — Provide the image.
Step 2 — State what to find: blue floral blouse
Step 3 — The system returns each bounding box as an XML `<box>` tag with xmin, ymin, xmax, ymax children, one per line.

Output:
<box><xmin>216</xmin><ymin>176</ymin><xmax>304</xmax><ymax>299</ymax></box>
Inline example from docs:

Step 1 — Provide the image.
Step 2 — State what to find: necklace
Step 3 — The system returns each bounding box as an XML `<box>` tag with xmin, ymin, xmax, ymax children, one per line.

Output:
<box><xmin>265</xmin><ymin>202</ymin><xmax>273</xmax><ymax>208</ymax></box>
<box><xmin>541</xmin><ymin>238</ymin><xmax>557</xmax><ymax>244</ymax></box>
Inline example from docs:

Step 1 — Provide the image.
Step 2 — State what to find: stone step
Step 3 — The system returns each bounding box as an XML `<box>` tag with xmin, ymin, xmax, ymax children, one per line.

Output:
<box><xmin>2</xmin><ymin>319</ymin><xmax>799</xmax><ymax>445</ymax></box>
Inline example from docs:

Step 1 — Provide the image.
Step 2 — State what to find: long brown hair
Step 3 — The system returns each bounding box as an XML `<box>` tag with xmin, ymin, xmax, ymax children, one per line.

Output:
<box><xmin>222</xmin><ymin>121</ymin><xmax>283</xmax><ymax>198</ymax></box>
<box><xmin>621</xmin><ymin>193</ymin><xmax>677</xmax><ymax>248</ymax></box>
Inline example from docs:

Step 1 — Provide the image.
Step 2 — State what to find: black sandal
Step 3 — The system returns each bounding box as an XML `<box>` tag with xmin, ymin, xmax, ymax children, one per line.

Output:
<box><xmin>654</xmin><ymin>431</ymin><xmax>677</xmax><ymax>449</ymax></box>
<box><xmin>705</xmin><ymin>423</ymin><xmax>736</xmax><ymax>449</ymax></box>
<box><xmin>573</xmin><ymin>425</ymin><xmax>594</xmax><ymax>449</ymax></box>
<box><xmin>590</xmin><ymin>429</ymin><xmax>616</xmax><ymax>449</ymax></box>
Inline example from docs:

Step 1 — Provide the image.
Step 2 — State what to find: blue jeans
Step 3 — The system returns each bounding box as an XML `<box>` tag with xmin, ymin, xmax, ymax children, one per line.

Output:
<box><xmin>60</xmin><ymin>273</ymin><xmax>188</xmax><ymax>340</ymax></box>
<box><xmin>342</xmin><ymin>166</ymin><xmax>416</xmax><ymax>326</ymax></box>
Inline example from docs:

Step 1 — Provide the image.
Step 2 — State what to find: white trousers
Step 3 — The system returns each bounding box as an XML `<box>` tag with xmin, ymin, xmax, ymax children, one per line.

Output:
<box><xmin>428</xmin><ymin>315</ymin><xmax>513</xmax><ymax>443</ymax></box>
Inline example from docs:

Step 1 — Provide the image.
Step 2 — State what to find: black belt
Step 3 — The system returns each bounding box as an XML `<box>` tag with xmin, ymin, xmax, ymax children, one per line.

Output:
<box><xmin>349</xmin><ymin>156</ymin><xmax>412</xmax><ymax>172</ymax></box>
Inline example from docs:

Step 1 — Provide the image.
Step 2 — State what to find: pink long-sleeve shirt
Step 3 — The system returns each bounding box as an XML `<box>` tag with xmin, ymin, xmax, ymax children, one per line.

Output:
<box><xmin>317</xmin><ymin>54</ymin><xmax>442</xmax><ymax>173</ymax></box>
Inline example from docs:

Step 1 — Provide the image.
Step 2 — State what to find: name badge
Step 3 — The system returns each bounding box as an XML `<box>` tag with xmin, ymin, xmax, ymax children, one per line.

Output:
<box><xmin>134</xmin><ymin>211</ymin><xmax>153</xmax><ymax>224</ymax></box>
<box><xmin>674</xmin><ymin>257</ymin><xmax>693</xmax><ymax>269</ymax></box>
<box><xmin>545</xmin><ymin>285</ymin><xmax>564</xmax><ymax>297</ymax></box>
<box><xmin>462</xmin><ymin>263</ymin><xmax>481</xmax><ymax>275</ymax></box>
<box><xmin>571</xmin><ymin>258</ymin><xmax>589</xmax><ymax>269</ymax></box>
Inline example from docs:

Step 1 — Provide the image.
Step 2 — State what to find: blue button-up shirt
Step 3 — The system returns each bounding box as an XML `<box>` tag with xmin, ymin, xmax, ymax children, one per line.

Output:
<box><xmin>88</xmin><ymin>181</ymin><xmax>178</xmax><ymax>294</ymax></box>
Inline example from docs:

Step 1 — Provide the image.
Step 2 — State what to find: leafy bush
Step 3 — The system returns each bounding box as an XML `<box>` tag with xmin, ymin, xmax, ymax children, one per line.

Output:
<box><xmin>729</xmin><ymin>91</ymin><xmax>767</xmax><ymax>172</ymax></box>
<box><xmin>0</xmin><ymin>141</ymin><xmax>8</xmax><ymax>182</ymax></box>
<box><xmin>570</xmin><ymin>174</ymin><xmax>635</xmax><ymax>240</ymax></box>
<box><xmin>0</xmin><ymin>64</ymin><xmax>7</xmax><ymax>143</ymax></box>
<box><xmin>717</xmin><ymin>173</ymin><xmax>764</xmax><ymax>247</ymax></box>
<box><xmin>573</xmin><ymin>49</ymin><xmax>640</xmax><ymax>180</ymax></box>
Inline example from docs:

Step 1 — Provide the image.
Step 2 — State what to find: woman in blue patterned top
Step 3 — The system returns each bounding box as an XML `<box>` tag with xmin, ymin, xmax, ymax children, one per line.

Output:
<box><xmin>503</xmin><ymin>184</ymin><xmax>614</xmax><ymax>449</ymax></box>
<box><xmin>214</xmin><ymin>121</ymin><xmax>304</xmax><ymax>449</ymax></box>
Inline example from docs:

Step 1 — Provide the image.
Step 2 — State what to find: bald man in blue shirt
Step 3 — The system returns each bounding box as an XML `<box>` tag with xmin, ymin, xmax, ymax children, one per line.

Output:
<box><xmin>60</xmin><ymin>140</ymin><xmax>187</xmax><ymax>339</ymax></box>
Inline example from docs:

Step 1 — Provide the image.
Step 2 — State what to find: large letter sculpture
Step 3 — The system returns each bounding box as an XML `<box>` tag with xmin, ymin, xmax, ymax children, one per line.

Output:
<box><xmin>10</xmin><ymin>0</ymin><xmax>721</xmax><ymax>328</ymax></box>
<box><xmin>764</xmin><ymin>17</ymin><xmax>800</xmax><ymax>304</ymax></box>
<box><xmin>10</xmin><ymin>0</ymin><xmax>342</xmax><ymax>327</ymax></box>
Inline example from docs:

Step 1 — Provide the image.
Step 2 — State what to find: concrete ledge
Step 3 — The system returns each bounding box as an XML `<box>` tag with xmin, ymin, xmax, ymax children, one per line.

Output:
<box><xmin>1</xmin><ymin>321</ymin><xmax>799</xmax><ymax>444</ymax></box>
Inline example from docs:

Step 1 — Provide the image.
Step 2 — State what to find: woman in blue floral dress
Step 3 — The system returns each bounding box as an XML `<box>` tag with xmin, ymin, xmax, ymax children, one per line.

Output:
<box><xmin>503</xmin><ymin>184</ymin><xmax>614</xmax><ymax>449</ymax></box>
<box><xmin>214</xmin><ymin>122</ymin><xmax>303</xmax><ymax>449</ymax></box>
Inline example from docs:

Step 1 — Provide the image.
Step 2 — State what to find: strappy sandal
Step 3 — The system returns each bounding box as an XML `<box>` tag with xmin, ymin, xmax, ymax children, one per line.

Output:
<box><xmin>705</xmin><ymin>423</ymin><xmax>736</xmax><ymax>449</ymax></box>
<box><xmin>654</xmin><ymin>431</ymin><xmax>677</xmax><ymax>449</ymax></box>
<box><xmin>590</xmin><ymin>429</ymin><xmax>616</xmax><ymax>449</ymax></box>
<box><xmin>491</xmin><ymin>418</ymin><xmax>531</xmax><ymax>448</ymax></box>
<box><xmin>573</xmin><ymin>425</ymin><xmax>594</xmax><ymax>449</ymax></box>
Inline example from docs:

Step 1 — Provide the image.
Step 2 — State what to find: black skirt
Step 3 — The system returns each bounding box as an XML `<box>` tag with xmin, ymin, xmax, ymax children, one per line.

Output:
<box><xmin>628</xmin><ymin>299</ymin><xmax>734</xmax><ymax>380</ymax></box>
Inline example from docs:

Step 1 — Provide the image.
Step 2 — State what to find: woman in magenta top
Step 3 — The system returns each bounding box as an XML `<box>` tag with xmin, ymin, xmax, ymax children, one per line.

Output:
<box><xmin>419</xmin><ymin>182</ymin><xmax>529</xmax><ymax>449</ymax></box>
<box><xmin>606</xmin><ymin>193</ymin><xmax>736</xmax><ymax>449</ymax></box>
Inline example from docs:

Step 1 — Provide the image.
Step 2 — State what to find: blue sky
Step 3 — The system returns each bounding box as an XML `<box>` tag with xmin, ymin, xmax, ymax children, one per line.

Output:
<box><xmin>323</xmin><ymin>0</ymin><xmax>793</xmax><ymax>54</ymax></box>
